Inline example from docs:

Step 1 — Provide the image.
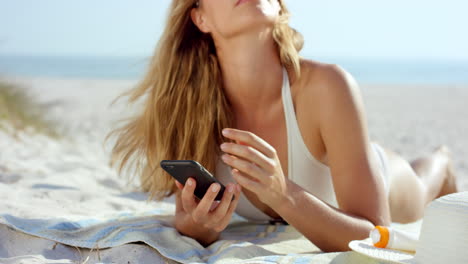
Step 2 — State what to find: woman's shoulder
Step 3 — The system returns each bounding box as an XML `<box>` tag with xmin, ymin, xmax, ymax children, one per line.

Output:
<box><xmin>295</xmin><ymin>58</ymin><xmax>361</xmax><ymax>108</ymax></box>
<box><xmin>297</xmin><ymin>58</ymin><xmax>358</xmax><ymax>94</ymax></box>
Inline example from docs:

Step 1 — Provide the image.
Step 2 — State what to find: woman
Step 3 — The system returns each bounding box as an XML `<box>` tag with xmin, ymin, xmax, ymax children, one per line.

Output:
<box><xmin>107</xmin><ymin>0</ymin><xmax>458</xmax><ymax>252</ymax></box>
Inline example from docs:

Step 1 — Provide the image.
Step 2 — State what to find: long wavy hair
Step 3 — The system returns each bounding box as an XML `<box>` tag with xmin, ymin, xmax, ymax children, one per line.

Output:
<box><xmin>105</xmin><ymin>0</ymin><xmax>303</xmax><ymax>200</ymax></box>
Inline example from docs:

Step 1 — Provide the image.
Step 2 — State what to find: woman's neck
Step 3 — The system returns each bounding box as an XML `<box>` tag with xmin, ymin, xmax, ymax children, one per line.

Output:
<box><xmin>214</xmin><ymin>29</ymin><xmax>284</xmax><ymax>122</ymax></box>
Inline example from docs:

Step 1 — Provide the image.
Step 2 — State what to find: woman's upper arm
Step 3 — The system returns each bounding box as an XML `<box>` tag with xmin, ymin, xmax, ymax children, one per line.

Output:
<box><xmin>314</xmin><ymin>64</ymin><xmax>391</xmax><ymax>226</ymax></box>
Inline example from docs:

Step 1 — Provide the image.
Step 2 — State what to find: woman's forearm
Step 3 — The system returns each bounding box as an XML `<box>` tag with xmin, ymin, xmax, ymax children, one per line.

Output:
<box><xmin>274</xmin><ymin>180</ymin><xmax>375</xmax><ymax>252</ymax></box>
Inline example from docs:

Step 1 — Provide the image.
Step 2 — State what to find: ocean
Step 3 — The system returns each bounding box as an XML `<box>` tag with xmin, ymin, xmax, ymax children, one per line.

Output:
<box><xmin>0</xmin><ymin>54</ymin><xmax>467</xmax><ymax>84</ymax></box>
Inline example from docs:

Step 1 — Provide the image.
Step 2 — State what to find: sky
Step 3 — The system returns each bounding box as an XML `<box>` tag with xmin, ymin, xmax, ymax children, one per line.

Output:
<box><xmin>1</xmin><ymin>0</ymin><xmax>467</xmax><ymax>60</ymax></box>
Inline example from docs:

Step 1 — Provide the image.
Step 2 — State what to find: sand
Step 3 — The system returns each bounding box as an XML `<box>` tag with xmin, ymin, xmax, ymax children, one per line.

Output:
<box><xmin>361</xmin><ymin>83</ymin><xmax>468</xmax><ymax>189</ymax></box>
<box><xmin>0</xmin><ymin>75</ymin><xmax>467</xmax><ymax>263</ymax></box>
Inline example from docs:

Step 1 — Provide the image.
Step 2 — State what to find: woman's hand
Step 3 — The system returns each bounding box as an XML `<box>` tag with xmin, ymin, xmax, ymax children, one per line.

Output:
<box><xmin>220</xmin><ymin>128</ymin><xmax>291</xmax><ymax>208</ymax></box>
<box><xmin>173</xmin><ymin>178</ymin><xmax>241</xmax><ymax>247</ymax></box>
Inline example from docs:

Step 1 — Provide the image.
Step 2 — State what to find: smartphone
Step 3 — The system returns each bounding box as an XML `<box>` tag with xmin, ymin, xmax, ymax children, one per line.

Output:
<box><xmin>160</xmin><ymin>160</ymin><xmax>226</xmax><ymax>201</ymax></box>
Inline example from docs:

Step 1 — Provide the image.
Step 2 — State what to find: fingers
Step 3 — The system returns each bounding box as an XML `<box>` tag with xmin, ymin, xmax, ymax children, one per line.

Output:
<box><xmin>211</xmin><ymin>183</ymin><xmax>239</xmax><ymax>219</ymax></box>
<box><xmin>193</xmin><ymin>183</ymin><xmax>222</xmax><ymax>220</ymax></box>
<box><xmin>175</xmin><ymin>190</ymin><xmax>184</xmax><ymax>213</ymax></box>
<box><xmin>222</xmin><ymin>128</ymin><xmax>276</xmax><ymax>158</ymax></box>
<box><xmin>220</xmin><ymin>142</ymin><xmax>275</xmax><ymax>172</ymax></box>
<box><xmin>174</xmin><ymin>182</ymin><xmax>184</xmax><ymax>213</ymax></box>
<box><xmin>217</xmin><ymin>185</ymin><xmax>242</xmax><ymax>230</ymax></box>
<box><xmin>175</xmin><ymin>181</ymin><xmax>183</xmax><ymax>190</ymax></box>
<box><xmin>180</xmin><ymin>178</ymin><xmax>198</xmax><ymax>214</ymax></box>
<box><xmin>209</xmin><ymin>201</ymin><xmax>221</xmax><ymax>212</ymax></box>
<box><xmin>179</xmin><ymin>178</ymin><xmax>242</xmax><ymax>233</ymax></box>
<box><xmin>221</xmin><ymin>154</ymin><xmax>267</xmax><ymax>184</ymax></box>
<box><xmin>232</xmin><ymin>169</ymin><xmax>262</xmax><ymax>193</ymax></box>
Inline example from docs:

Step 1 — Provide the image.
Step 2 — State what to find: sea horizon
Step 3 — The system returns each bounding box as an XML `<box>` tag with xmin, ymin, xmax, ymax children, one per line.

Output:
<box><xmin>1</xmin><ymin>54</ymin><xmax>467</xmax><ymax>85</ymax></box>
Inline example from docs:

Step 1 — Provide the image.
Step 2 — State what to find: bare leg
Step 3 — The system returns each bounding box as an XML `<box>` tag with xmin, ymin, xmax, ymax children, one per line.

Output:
<box><xmin>385</xmin><ymin>145</ymin><xmax>458</xmax><ymax>223</ymax></box>
<box><xmin>410</xmin><ymin>146</ymin><xmax>458</xmax><ymax>200</ymax></box>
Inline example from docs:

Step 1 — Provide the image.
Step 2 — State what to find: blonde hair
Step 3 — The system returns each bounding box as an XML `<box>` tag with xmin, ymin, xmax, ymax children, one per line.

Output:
<box><xmin>105</xmin><ymin>0</ymin><xmax>303</xmax><ymax>200</ymax></box>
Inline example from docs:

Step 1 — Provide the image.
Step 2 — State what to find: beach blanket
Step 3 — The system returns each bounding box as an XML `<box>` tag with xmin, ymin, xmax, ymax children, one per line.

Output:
<box><xmin>0</xmin><ymin>200</ymin><xmax>421</xmax><ymax>264</ymax></box>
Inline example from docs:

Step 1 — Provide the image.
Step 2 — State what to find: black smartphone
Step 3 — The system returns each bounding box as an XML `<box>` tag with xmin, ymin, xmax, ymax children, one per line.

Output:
<box><xmin>160</xmin><ymin>160</ymin><xmax>226</xmax><ymax>201</ymax></box>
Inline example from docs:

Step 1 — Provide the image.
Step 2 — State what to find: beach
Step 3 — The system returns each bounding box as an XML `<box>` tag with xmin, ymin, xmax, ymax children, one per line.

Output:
<box><xmin>1</xmin><ymin>75</ymin><xmax>467</xmax><ymax>263</ymax></box>
<box><xmin>362</xmin><ymin>83</ymin><xmax>468</xmax><ymax>178</ymax></box>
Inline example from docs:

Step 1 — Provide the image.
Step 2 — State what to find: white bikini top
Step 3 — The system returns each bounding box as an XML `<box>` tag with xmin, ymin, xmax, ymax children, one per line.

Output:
<box><xmin>215</xmin><ymin>67</ymin><xmax>338</xmax><ymax>223</ymax></box>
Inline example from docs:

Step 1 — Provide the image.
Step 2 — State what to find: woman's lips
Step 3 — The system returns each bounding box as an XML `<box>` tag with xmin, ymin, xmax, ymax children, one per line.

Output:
<box><xmin>236</xmin><ymin>0</ymin><xmax>252</xmax><ymax>6</ymax></box>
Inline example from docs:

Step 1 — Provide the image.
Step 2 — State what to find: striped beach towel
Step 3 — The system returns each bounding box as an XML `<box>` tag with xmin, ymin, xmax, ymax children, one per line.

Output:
<box><xmin>0</xmin><ymin>203</ymin><xmax>420</xmax><ymax>264</ymax></box>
